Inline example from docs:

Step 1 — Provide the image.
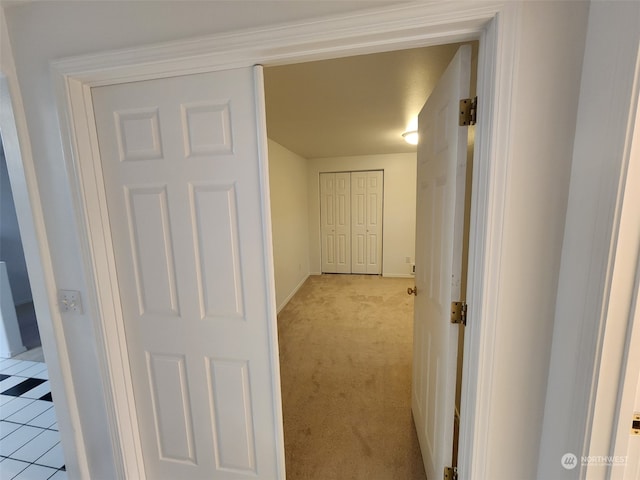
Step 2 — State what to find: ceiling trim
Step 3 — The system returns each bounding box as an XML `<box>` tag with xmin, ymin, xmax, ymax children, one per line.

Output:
<box><xmin>51</xmin><ymin>1</ymin><xmax>503</xmax><ymax>85</ymax></box>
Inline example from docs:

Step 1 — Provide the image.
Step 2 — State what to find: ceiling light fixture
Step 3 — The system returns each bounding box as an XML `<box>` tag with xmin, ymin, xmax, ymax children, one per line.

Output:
<box><xmin>402</xmin><ymin>130</ymin><xmax>419</xmax><ymax>145</ymax></box>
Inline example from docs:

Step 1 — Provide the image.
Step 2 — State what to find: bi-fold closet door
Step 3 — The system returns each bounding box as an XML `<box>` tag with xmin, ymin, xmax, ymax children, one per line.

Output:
<box><xmin>351</xmin><ymin>171</ymin><xmax>383</xmax><ymax>274</ymax></box>
<box><xmin>320</xmin><ymin>172</ymin><xmax>351</xmax><ymax>273</ymax></box>
<box><xmin>320</xmin><ymin>171</ymin><xmax>383</xmax><ymax>275</ymax></box>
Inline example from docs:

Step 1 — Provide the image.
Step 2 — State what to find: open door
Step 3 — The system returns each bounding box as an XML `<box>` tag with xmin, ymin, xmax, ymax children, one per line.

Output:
<box><xmin>411</xmin><ymin>45</ymin><xmax>471</xmax><ymax>480</ymax></box>
<box><xmin>91</xmin><ymin>66</ymin><xmax>284</xmax><ymax>479</ymax></box>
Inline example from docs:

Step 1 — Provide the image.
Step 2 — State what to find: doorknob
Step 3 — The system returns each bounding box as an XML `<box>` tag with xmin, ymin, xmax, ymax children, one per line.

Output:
<box><xmin>407</xmin><ymin>286</ymin><xmax>417</xmax><ymax>296</ymax></box>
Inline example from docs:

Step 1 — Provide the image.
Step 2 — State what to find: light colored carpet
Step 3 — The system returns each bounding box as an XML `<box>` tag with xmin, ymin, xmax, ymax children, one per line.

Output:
<box><xmin>277</xmin><ymin>274</ymin><xmax>427</xmax><ymax>480</ymax></box>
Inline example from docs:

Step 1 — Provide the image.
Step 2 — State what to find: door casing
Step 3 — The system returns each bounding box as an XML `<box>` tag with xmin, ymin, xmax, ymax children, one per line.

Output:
<box><xmin>51</xmin><ymin>2</ymin><xmax>521</xmax><ymax>478</ymax></box>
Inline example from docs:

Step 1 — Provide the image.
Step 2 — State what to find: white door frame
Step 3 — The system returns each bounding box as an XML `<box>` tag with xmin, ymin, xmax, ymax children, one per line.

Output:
<box><xmin>50</xmin><ymin>2</ymin><xmax>520</xmax><ymax>477</ymax></box>
<box><xmin>0</xmin><ymin>73</ymin><xmax>91</xmax><ymax>479</ymax></box>
<box><xmin>1</xmin><ymin>10</ymin><xmax>90</xmax><ymax>477</ymax></box>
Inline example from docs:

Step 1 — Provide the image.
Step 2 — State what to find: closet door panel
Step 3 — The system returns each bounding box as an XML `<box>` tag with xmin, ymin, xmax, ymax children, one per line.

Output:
<box><xmin>365</xmin><ymin>171</ymin><xmax>383</xmax><ymax>274</ymax></box>
<box><xmin>351</xmin><ymin>171</ymin><xmax>383</xmax><ymax>274</ymax></box>
<box><xmin>320</xmin><ymin>173</ymin><xmax>337</xmax><ymax>273</ymax></box>
<box><xmin>334</xmin><ymin>173</ymin><xmax>351</xmax><ymax>273</ymax></box>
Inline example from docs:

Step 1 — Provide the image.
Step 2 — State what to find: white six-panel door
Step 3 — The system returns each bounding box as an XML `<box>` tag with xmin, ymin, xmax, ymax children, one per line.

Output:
<box><xmin>321</xmin><ymin>171</ymin><xmax>382</xmax><ymax>274</ymax></box>
<box><xmin>320</xmin><ymin>173</ymin><xmax>337</xmax><ymax>273</ymax></box>
<box><xmin>91</xmin><ymin>67</ymin><xmax>283</xmax><ymax>479</ymax></box>
<box><xmin>320</xmin><ymin>172</ymin><xmax>351</xmax><ymax>274</ymax></box>
<box><xmin>351</xmin><ymin>171</ymin><xmax>383</xmax><ymax>274</ymax></box>
<box><xmin>412</xmin><ymin>45</ymin><xmax>470</xmax><ymax>480</ymax></box>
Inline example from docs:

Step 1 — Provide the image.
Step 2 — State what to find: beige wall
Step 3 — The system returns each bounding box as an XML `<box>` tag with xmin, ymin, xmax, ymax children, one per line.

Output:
<box><xmin>268</xmin><ymin>144</ymin><xmax>417</xmax><ymax>309</ymax></box>
<box><xmin>307</xmin><ymin>153</ymin><xmax>416</xmax><ymax>277</ymax></box>
<box><xmin>267</xmin><ymin>140</ymin><xmax>310</xmax><ymax>312</ymax></box>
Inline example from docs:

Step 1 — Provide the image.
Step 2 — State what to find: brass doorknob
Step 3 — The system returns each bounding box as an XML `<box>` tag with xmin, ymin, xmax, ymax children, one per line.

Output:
<box><xmin>407</xmin><ymin>286</ymin><xmax>417</xmax><ymax>296</ymax></box>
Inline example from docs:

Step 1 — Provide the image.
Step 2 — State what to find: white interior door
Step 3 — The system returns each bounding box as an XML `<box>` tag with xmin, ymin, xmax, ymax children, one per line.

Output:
<box><xmin>412</xmin><ymin>45</ymin><xmax>471</xmax><ymax>479</ymax></box>
<box><xmin>334</xmin><ymin>172</ymin><xmax>351</xmax><ymax>273</ymax></box>
<box><xmin>320</xmin><ymin>172</ymin><xmax>351</xmax><ymax>273</ymax></box>
<box><xmin>320</xmin><ymin>173</ymin><xmax>338</xmax><ymax>273</ymax></box>
<box><xmin>92</xmin><ymin>66</ymin><xmax>283</xmax><ymax>479</ymax></box>
<box><xmin>351</xmin><ymin>171</ymin><xmax>383</xmax><ymax>274</ymax></box>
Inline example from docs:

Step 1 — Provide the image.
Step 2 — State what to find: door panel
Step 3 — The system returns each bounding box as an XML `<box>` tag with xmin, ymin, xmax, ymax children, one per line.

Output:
<box><xmin>351</xmin><ymin>171</ymin><xmax>383</xmax><ymax>274</ymax></box>
<box><xmin>126</xmin><ymin>185</ymin><xmax>179</xmax><ymax>316</ymax></box>
<box><xmin>320</xmin><ymin>173</ymin><xmax>337</xmax><ymax>273</ymax></box>
<box><xmin>146</xmin><ymin>353</ymin><xmax>195</xmax><ymax>463</ymax></box>
<box><xmin>190</xmin><ymin>184</ymin><xmax>244</xmax><ymax>319</ymax></box>
<box><xmin>207</xmin><ymin>358</ymin><xmax>256</xmax><ymax>473</ymax></box>
<box><xmin>412</xmin><ymin>45</ymin><xmax>471</xmax><ymax>480</ymax></box>
<box><xmin>92</xmin><ymin>67</ymin><xmax>282</xmax><ymax>479</ymax></box>
<box><xmin>335</xmin><ymin>172</ymin><xmax>351</xmax><ymax>273</ymax></box>
<box><xmin>321</xmin><ymin>172</ymin><xmax>351</xmax><ymax>273</ymax></box>
<box><xmin>365</xmin><ymin>171</ymin><xmax>383</xmax><ymax>274</ymax></box>
<box><xmin>351</xmin><ymin>172</ymin><xmax>367</xmax><ymax>274</ymax></box>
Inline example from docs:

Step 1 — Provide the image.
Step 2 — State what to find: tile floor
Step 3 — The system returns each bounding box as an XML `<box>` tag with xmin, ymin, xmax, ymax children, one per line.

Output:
<box><xmin>0</xmin><ymin>358</ymin><xmax>66</xmax><ymax>480</ymax></box>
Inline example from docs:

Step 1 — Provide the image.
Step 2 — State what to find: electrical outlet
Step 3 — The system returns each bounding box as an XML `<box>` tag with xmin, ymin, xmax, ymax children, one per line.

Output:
<box><xmin>58</xmin><ymin>290</ymin><xmax>83</xmax><ymax>314</ymax></box>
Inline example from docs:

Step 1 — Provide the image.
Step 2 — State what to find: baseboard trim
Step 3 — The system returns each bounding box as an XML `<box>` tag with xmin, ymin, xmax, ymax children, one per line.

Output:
<box><xmin>0</xmin><ymin>345</ymin><xmax>27</xmax><ymax>359</ymax></box>
<box><xmin>277</xmin><ymin>274</ymin><xmax>310</xmax><ymax>314</ymax></box>
<box><xmin>383</xmin><ymin>273</ymin><xmax>415</xmax><ymax>278</ymax></box>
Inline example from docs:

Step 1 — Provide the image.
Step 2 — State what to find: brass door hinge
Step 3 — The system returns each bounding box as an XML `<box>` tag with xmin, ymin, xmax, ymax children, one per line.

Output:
<box><xmin>451</xmin><ymin>301</ymin><xmax>467</xmax><ymax>326</ymax></box>
<box><xmin>444</xmin><ymin>466</ymin><xmax>458</xmax><ymax>480</ymax></box>
<box><xmin>459</xmin><ymin>96</ymin><xmax>477</xmax><ymax>126</ymax></box>
<box><xmin>632</xmin><ymin>413</ymin><xmax>640</xmax><ymax>435</ymax></box>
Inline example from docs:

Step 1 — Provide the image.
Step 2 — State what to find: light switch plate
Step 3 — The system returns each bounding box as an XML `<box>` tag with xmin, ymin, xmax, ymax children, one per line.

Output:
<box><xmin>58</xmin><ymin>290</ymin><xmax>83</xmax><ymax>314</ymax></box>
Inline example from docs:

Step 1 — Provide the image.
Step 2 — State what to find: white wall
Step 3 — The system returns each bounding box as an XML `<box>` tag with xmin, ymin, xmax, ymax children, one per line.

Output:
<box><xmin>268</xmin><ymin>144</ymin><xmax>416</xmax><ymax>307</ymax></box>
<box><xmin>538</xmin><ymin>2</ymin><xmax>640</xmax><ymax>479</ymax></box>
<box><xmin>479</xmin><ymin>2</ymin><xmax>589</xmax><ymax>478</ymax></box>
<box><xmin>267</xmin><ymin>140</ymin><xmax>310</xmax><ymax>312</ymax></box>
<box><xmin>3</xmin><ymin>1</ymin><xmax>629</xmax><ymax>479</ymax></box>
<box><xmin>308</xmin><ymin>153</ymin><xmax>416</xmax><ymax>277</ymax></box>
<box><xmin>0</xmin><ymin>139</ymin><xmax>32</xmax><ymax>305</ymax></box>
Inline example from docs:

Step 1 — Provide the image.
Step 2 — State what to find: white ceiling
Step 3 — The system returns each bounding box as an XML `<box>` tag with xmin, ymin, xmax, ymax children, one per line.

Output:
<box><xmin>264</xmin><ymin>41</ymin><xmax>476</xmax><ymax>159</ymax></box>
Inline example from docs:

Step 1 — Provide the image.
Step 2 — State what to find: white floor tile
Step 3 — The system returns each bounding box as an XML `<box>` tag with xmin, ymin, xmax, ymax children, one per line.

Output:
<box><xmin>12</xmin><ymin>463</ymin><xmax>58</xmax><ymax>480</ymax></box>
<box><xmin>49</xmin><ymin>422</ymin><xmax>58</xmax><ymax>431</ymax></box>
<box><xmin>0</xmin><ymin>397</ymin><xmax>35</xmax><ymax>420</ymax></box>
<box><xmin>6</xmin><ymin>400</ymin><xmax>52</xmax><ymax>425</ymax></box>
<box><xmin>1</xmin><ymin>393</ymin><xmax>20</xmax><ymax>406</ymax></box>
<box><xmin>14</xmin><ymin>363</ymin><xmax>48</xmax><ymax>379</ymax></box>
<box><xmin>0</xmin><ymin>420</ymin><xmax>22</xmax><ymax>439</ymax></box>
<box><xmin>27</xmin><ymin>407</ymin><xmax>57</xmax><ymax>429</ymax></box>
<box><xmin>10</xmin><ymin>429</ymin><xmax>60</xmax><ymax>463</ymax></box>
<box><xmin>32</xmin><ymin>369</ymin><xmax>49</xmax><ymax>380</ymax></box>
<box><xmin>20</xmin><ymin>381</ymin><xmax>51</xmax><ymax>400</ymax></box>
<box><xmin>49</xmin><ymin>470</ymin><xmax>68</xmax><ymax>480</ymax></box>
<box><xmin>35</xmin><ymin>442</ymin><xmax>65</xmax><ymax>469</ymax></box>
<box><xmin>0</xmin><ymin>457</ymin><xmax>30</xmax><ymax>478</ymax></box>
<box><xmin>0</xmin><ymin>375</ymin><xmax>26</xmax><ymax>393</ymax></box>
<box><xmin>0</xmin><ymin>359</ymin><xmax>23</xmax><ymax>372</ymax></box>
<box><xmin>0</xmin><ymin>361</ymin><xmax>39</xmax><ymax>376</ymax></box>
<box><xmin>0</xmin><ymin>425</ymin><xmax>43</xmax><ymax>456</ymax></box>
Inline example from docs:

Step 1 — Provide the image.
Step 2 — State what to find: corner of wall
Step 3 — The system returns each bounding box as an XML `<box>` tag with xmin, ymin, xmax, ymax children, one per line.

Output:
<box><xmin>267</xmin><ymin>139</ymin><xmax>312</xmax><ymax>310</ymax></box>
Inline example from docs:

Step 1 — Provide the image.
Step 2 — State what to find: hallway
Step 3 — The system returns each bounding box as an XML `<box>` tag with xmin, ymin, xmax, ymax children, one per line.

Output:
<box><xmin>0</xmin><ymin>357</ymin><xmax>66</xmax><ymax>479</ymax></box>
<box><xmin>277</xmin><ymin>274</ymin><xmax>426</xmax><ymax>479</ymax></box>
